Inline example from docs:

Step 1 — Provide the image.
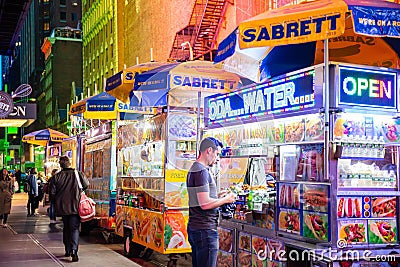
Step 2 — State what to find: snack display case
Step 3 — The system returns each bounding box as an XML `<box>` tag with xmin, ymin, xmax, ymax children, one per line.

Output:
<box><xmin>115</xmin><ymin>111</ymin><xmax>197</xmax><ymax>257</ymax></box>
<box><xmin>204</xmin><ymin>64</ymin><xmax>400</xmax><ymax>266</ymax></box>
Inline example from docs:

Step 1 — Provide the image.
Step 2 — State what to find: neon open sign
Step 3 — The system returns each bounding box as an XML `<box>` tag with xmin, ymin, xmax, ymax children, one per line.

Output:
<box><xmin>339</xmin><ymin>66</ymin><xmax>397</xmax><ymax>110</ymax></box>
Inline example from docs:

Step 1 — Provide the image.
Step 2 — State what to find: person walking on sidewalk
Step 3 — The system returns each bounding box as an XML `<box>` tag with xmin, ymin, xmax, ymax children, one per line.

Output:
<box><xmin>50</xmin><ymin>156</ymin><xmax>89</xmax><ymax>262</ymax></box>
<box><xmin>45</xmin><ymin>168</ymin><xmax>59</xmax><ymax>224</ymax></box>
<box><xmin>0</xmin><ymin>168</ymin><xmax>13</xmax><ymax>228</ymax></box>
<box><xmin>186</xmin><ymin>137</ymin><xmax>237</xmax><ymax>267</ymax></box>
<box><xmin>26</xmin><ymin>168</ymin><xmax>39</xmax><ymax>216</ymax></box>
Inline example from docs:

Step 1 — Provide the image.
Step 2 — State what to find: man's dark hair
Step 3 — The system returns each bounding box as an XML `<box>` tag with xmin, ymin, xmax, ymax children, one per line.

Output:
<box><xmin>199</xmin><ymin>137</ymin><xmax>223</xmax><ymax>152</ymax></box>
<box><xmin>59</xmin><ymin>156</ymin><xmax>71</xmax><ymax>169</ymax></box>
<box><xmin>30</xmin><ymin>168</ymin><xmax>37</xmax><ymax>175</ymax></box>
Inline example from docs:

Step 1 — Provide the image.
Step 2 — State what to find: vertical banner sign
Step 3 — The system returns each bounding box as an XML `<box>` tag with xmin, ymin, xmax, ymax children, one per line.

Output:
<box><xmin>205</xmin><ymin>70</ymin><xmax>315</xmax><ymax>128</ymax></box>
<box><xmin>339</xmin><ymin>67</ymin><xmax>397</xmax><ymax>110</ymax></box>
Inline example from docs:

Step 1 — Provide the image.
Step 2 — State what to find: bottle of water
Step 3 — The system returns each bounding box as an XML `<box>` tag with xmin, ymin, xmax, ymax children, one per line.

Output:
<box><xmin>389</xmin><ymin>170</ymin><xmax>397</xmax><ymax>188</ymax></box>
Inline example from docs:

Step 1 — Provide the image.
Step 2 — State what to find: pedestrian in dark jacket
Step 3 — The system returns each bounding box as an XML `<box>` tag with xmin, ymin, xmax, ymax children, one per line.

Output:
<box><xmin>0</xmin><ymin>168</ymin><xmax>13</xmax><ymax>228</ymax></box>
<box><xmin>26</xmin><ymin>168</ymin><xmax>39</xmax><ymax>216</ymax></box>
<box><xmin>49</xmin><ymin>156</ymin><xmax>89</xmax><ymax>262</ymax></box>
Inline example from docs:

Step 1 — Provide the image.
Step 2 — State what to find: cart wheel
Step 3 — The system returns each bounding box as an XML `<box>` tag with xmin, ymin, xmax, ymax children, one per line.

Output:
<box><xmin>167</xmin><ymin>259</ymin><xmax>177</xmax><ymax>267</ymax></box>
<box><xmin>123</xmin><ymin>234</ymin><xmax>143</xmax><ymax>258</ymax></box>
<box><xmin>141</xmin><ymin>248</ymin><xmax>153</xmax><ymax>260</ymax></box>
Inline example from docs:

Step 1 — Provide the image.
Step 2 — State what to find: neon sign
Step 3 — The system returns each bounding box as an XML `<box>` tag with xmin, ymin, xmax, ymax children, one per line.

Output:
<box><xmin>339</xmin><ymin>67</ymin><xmax>397</xmax><ymax>110</ymax></box>
<box><xmin>205</xmin><ymin>70</ymin><xmax>315</xmax><ymax>127</ymax></box>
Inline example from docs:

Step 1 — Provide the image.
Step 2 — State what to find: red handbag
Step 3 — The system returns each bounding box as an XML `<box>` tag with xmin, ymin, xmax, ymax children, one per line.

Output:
<box><xmin>75</xmin><ymin>170</ymin><xmax>95</xmax><ymax>222</ymax></box>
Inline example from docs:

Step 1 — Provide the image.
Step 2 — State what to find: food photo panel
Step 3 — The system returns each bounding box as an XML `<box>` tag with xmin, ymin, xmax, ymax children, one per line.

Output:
<box><xmin>266</xmin><ymin>239</ymin><xmax>285</xmax><ymax>262</ymax></box>
<box><xmin>368</xmin><ymin>219</ymin><xmax>397</xmax><ymax>244</ymax></box>
<box><xmin>218</xmin><ymin>228</ymin><xmax>233</xmax><ymax>253</ymax></box>
<box><xmin>238</xmin><ymin>232</ymin><xmax>252</xmax><ymax>252</ymax></box>
<box><xmin>302</xmin><ymin>211</ymin><xmax>329</xmax><ymax>242</ymax></box>
<box><xmin>278</xmin><ymin>183</ymin><xmax>300</xmax><ymax>209</ymax></box>
<box><xmin>338</xmin><ymin>220</ymin><xmax>368</xmax><ymax>245</ymax></box>
<box><xmin>217</xmin><ymin>250</ymin><xmax>233</xmax><ymax>267</ymax></box>
<box><xmin>371</xmin><ymin>197</ymin><xmax>396</xmax><ymax>218</ymax></box>
<box><xmin>302</xmin><ymin>184</ymin><xmax>329</xmax><ymax>212</ymax></box>
<box><xmin>237</xmin><ymin>250</ymin><xmax>252</xmax><ymax>267</ymax></box>
<box><xmin>337</xmin><ymin>197</ymin><xmax>364</xmax><ymax>218</ymax></box>
<box><xmin>278</xmin><ymin>208</ymin><xmax>300</xmax><ymax>235</ymax></box>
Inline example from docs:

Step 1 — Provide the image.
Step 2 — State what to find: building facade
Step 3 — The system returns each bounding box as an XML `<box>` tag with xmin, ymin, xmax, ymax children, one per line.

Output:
<box><xmin>40</xmin><ymin>27</ymin><xmax>83</xmax><ymax>132</ymax></box>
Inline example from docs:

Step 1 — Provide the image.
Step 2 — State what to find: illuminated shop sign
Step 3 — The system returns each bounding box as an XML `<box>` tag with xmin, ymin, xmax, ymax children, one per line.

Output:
<box><xmin>339</xmin><ymin>67</ymin><xmax>397</xmax><ymax>110</ymax></box>
<box><xmin>205</xmin><ymin>70</ymin><xmax>315</xmax><ymax>127</ymax></box>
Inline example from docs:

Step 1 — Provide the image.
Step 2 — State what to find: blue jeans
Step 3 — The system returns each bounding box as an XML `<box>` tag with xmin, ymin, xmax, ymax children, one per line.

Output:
<box><xmin>62</xmin><ymin>214</ymin><xmax>80</xmax><ymax>253</ymax></box>
<box><xmin>188</xmin><ymin>227</ymin><xmax>219</xmax><ymax>267</ymax></box>
<box><xmin>49</xmin><ymin>202</ymin><xmax>56</xmax><ymax>221</ymax></box>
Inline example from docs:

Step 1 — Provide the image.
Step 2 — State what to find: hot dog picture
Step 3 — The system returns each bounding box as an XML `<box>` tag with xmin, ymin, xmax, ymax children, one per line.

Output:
<box><xmin>338</xmin><ymin>198</ymin><xmax>345</xmax><ymax>218</ymax></box>
<box><xmin>368</xmin><ymin>220</ymin><xmax>397</xmax><ymax>244</ymax></box>
<box><xmin>372</xmin><ymin>197</ymin><xmax>396</xmax><ymax>217</ymax></box>
<box><xmin>279</xmin><ymin>184</ymin><xmax>286</xmax><ymax>206</ymax></box>
<box><xmin>286</xmin><ymin>185</ymin><xmax>293</xmax><ymax>207</ymax></box>
<box><xmin>338</xmin><ymin>197</ymin><xmax>362</xmax><ymax>218</ymax></box>
<box><xmin>279</xmin><ymin>184</ymin><xmax>300</xmax><ymax>209</ymax></box>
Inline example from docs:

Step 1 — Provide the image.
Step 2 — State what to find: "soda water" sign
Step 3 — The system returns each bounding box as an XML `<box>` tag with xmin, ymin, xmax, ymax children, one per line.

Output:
<box><xmin>205</xmin><ymin>70</ymin><xmax>315</xmax><ymax>127</ymax></box>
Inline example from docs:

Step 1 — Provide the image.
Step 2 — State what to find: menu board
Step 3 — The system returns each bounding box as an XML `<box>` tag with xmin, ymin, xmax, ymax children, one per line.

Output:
<box><xmin>277</xmin><ymin>182</ymin><xmax>331</xmax><ymax>242</ymax></box>
<box><xmin>337</xmin><ymin>195</ymin><xmax>398</xmax><ymax>246</ymax></box>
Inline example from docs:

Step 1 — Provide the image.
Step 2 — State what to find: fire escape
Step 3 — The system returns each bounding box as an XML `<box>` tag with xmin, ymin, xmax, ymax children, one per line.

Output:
<box><xmin>169</xmin><ymin>0</ymin><xmax>229</xmax><ymax>61</ymax></box>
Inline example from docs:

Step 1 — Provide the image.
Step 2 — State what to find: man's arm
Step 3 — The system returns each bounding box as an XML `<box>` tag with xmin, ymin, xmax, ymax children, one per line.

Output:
<box><xmin>197</xmin><ymin>191</ymin><xmax>236</xmax><ymax>210</ymax></box>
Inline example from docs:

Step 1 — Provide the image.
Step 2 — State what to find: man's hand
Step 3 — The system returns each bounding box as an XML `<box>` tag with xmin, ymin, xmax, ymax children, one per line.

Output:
<box><xmin>222</xmin><ymin>192</ymin><xmax>236</xmax><ymax>204</ymax></box>
<box><xmin>218</xmin><ymin>189</ymin><xmax>229</xmax><ymax>198</ymax></box>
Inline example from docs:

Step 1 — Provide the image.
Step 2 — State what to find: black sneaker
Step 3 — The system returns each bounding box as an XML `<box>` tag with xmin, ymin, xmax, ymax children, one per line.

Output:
<box><xmin>71</xmin><ymin>250</ymin><xmax>79</xmax><ymax>262</ymax></box>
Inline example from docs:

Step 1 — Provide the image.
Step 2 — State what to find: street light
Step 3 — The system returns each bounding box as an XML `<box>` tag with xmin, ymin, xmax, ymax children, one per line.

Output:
<box><xmin>181</xmin><ymin>41</ymin><xmax>193</xmax><ymax>61</ymax></box>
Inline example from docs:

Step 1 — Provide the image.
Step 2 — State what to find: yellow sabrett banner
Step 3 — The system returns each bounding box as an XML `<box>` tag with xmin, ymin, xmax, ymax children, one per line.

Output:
<box><xmin>238</xmin><ymin>0</ymin><xmax>348</xmax><ymax>48</ymax></box>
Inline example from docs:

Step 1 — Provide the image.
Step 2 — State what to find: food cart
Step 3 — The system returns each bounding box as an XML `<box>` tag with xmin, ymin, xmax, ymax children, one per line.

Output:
<box><xmin>68</xmin><ymin>91</ymin><xmax>154</xmax><ymax>235</ymax></box>
<box><xmin>204</xmin><ymin>63</ymin><xmax>400</xmax><ymax>267</ymax></box>
<box><xmin>114</xmin><ymin>60</ymin><xmax>248</xmax><ymax>266</ymax></box>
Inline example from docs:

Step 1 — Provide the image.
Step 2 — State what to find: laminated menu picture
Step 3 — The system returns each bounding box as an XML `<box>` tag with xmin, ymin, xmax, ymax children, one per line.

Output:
<box><xmin>284</xmin><ymin>119</ymin><xmax>305</xmax><ymax>143</ymax></box>
<box><xmin>218</xmin><ymin>228</ymin><xmax>233</xmax><ymax>252</ymax></box>
<box><xmin>302</xmin><ymin>184</ymin><xmax>329</xmax><ymax>212</ymax></box>
<box><xmin>237</xmin><ymin>250</ymin><xmax>252</xmax><ymax>267</ymax></box>
<box><xmin>252</xmin><ymin>253</ymin><xmax>267</xmax><ymax>267</ymax></box>
<box><xmin>278</xmin><ymin>183</ymin><xmax>300</xmax><ymax>209</ymax></box>
<box><xmin>217</xmin><ymin>251</ymin><xmax>233</xmax><ymax>267</ymax></box>
<box><xmin>337</xmin><ymin>197</ymin><xmax>363</xmax><ymax>218</ymax></box>
<box><xmin>368</xmin><ymin>219</ymin><xmax>397</xmax><ymax>244</ymax></box>
<box><xmin>304</xmin><ymin>117</ymin><xmax>324</xmax><ymax>141</ymax></box>
<box><xmin>239</xmin><ymin>232</ymin><xmax>251</xmax><ymax>252</ymax></box>
<box><xmin>280</xmin><ymin>145</ymin><xmax>300</xmax><ymax>181</ymax></box>
<box><xmin>371</xmin><ymin>197</ymin><xmax>396</xmax><ymax>218</ymax></box>
<box><xmin>338</xmin><ymin>220</ymin><xmax>367</xmax><ymax>245</ymax></box>
<box><xmin>267</xmin><ymin>261</ymin><xmax>283</xmax><ymax>267</ymax></box>
<box><xmin>278</xmin><ymin>209</ymin><xmax>300</xmax><ymax>234</ymax></box>
<box><xmin>168</xmin><ymin>114</ymin><xmax>197</xmax><ymax>140</ymax></box>
<box><xmin>267</xmin><ymin>121</ymin><xmax>284</xmax><ymax>143</ymax></box>
<box><xmin>333</xmin><ymin>116</ymin><xmax>365</xmax><ymax>139</ymax></box>
<box><xmin>302</xmin><ymin>211</ymin><xmax>329</xmax><ymax>241</ymax></box>
<box><xmin>252</xmin><ymin>235</ymin><xmax>267</xmax><ymax>256</ymax></box>
<box><xmin>266</xmin><ymin>239</ymin><xmax>285</xmax><ymax>261</ymax></box>
<box><xmin>296</xmin><ymin>145</ymin><xmax>324</xmax><ymax>182</ymax></box>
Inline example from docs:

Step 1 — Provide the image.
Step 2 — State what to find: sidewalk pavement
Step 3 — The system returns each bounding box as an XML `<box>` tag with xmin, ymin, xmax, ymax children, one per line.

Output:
<box><xmin>0</xmin><ymin>192</ymin><xmax>141</xmax><ymax>267</ymax></box>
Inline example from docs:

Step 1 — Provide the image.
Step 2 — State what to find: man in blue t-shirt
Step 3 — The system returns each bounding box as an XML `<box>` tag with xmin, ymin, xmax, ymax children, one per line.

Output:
<box><xmin>187</xmin><ymin>137</ymin><xmax>236</xmax><ymax>267</ymax></box>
